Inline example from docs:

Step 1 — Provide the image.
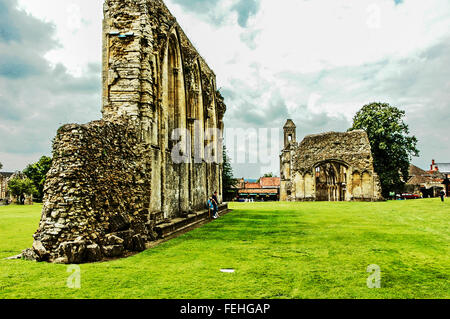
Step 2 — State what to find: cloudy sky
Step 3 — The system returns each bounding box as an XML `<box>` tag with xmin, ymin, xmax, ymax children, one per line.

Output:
<box><xmin>0</xmin><ymin>0</ymin><xmax>449</xmax><ymax>178</ymax></box>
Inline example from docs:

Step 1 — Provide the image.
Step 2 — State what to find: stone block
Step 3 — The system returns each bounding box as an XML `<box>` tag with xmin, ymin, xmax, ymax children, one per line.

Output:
<box><xmin>32</xmin><ymin>240</ymin><xmax>49</xmax><ymax>261</ymax></box>
<box><xmin>103</xmin><ymin>245</ymin><xmax>124</xmax><ymax>258</ymax></box>
<box><xmin>85</xmin><ymin>244</ymin><xmax>103</xmax><ymax>262</ymax></box>
<box><xmin>131</xmin><ymin>234</ymin><xmax>146</xmax><ymax>252</ymax></box>
<box><xmin>57</xmin><ymin>240</ymin><xmax>87</xmax><ymax>264</ymax></box>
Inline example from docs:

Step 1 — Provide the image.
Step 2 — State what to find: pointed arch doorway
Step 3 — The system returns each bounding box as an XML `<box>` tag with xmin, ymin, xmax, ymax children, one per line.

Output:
<box><xmin>314</xmin><ymin>161</ymin><xmax>348</xmax><ymax>201</ymax></box>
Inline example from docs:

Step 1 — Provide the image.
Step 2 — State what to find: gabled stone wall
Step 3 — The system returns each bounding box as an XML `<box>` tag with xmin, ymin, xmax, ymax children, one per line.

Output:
<box><xmin>292</xmin><ymin>131</ymin><xmax>377</xmax><ymax>174</ymax></box>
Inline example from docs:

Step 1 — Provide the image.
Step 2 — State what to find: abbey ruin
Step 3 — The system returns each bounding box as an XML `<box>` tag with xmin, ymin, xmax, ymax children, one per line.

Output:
<box><xmin>280</xmin><ymin>120</ymin><xmax>383</xmax><ymax>202</ymax></box>
<box><xmin>22</xmin><ymin>0</ymin><xmax>227</xmax><ymax>264</ymax></box>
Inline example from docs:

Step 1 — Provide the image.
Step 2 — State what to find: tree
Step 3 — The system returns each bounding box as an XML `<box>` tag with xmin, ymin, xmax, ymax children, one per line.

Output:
<box><xmin>23</xmin><ymin>156</ymin><xmax>52</xmax><ymax>202</ymax></box>
<box><xmin>8</xmin><ymin>177</ymin><xmax>36</xmax><ymax>204</ymax></box>
<box><xmin>0</xmin><ymin>162</ymin><xmax>2</xmax><ymax>170</ymax></box>
<box><xmin>349</xmin><ymin>102</ymin><xmax>419</xmax><ymax>197</ymax></box>
<box><xmin>222</xmin><ymin>145</ymin><xmax>237</xmax><ymax>201</ymax></box>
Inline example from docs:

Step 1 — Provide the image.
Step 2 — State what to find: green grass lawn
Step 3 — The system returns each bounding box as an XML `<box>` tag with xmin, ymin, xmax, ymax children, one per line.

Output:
<box><xmin>0</xmin><ymin>199</ymin><xmax>449</xmax><ymax>299</ymax></box>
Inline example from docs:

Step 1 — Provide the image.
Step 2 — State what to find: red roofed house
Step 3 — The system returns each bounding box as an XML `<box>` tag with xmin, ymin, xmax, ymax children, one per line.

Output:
<box><xmin>236</xmin><ymin>177</ymin><xmax>281</xmax><ymax>201</ymax></box>
<box><xmin>430</xmin><ymin>160</ymin><xmax>450</xmax><ymax>195</ymax></box>
<box><xmin>406</xmin><ymin>160</ymin><xmax>448</xmax><ymax>198</ymax></box>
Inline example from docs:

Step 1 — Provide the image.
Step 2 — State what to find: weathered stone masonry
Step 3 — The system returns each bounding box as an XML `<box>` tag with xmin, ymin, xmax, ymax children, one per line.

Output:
<box><xmin>25</xmin><ymin>0</ymin><xmax>227</xmax><ymax>264</ymax></box>
<box><xmin>102</xmin><ymin>0</ymin><xmax>225</xmax><ymax>218</ymax></box>
<box><xmin>280</xmin><ymin>120</ymin><xmax>382</xmax><ymax>202</ymax></box>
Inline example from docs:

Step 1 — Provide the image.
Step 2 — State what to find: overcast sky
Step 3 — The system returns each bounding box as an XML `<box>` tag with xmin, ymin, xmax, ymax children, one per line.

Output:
<box><xmin>0</xmin><ymin>0</ymin><xmax>449</xmax><ymax>178</ymax></box>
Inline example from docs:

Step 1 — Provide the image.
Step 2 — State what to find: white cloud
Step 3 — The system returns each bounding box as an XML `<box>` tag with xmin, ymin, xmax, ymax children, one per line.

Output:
<box><xmin>4</xmin><ymin>0</ymin><xmax>450</xmax><ymax>177</ymax></box>
<box><xmin>165</xmin><ymin>0</ymin><xmax>450</xmax><ymax>119</ymax></box>
<box><xmin>17</xmin><ymin>0</ymin><xmax>103</xmax><ymax>77</ymax></box>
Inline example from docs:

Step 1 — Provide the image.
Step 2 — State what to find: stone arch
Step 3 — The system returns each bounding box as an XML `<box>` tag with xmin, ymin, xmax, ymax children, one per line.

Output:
<box><xmin>167</xmin><ymin>33</ymin><xmax>182</xmax><ymax>143</ymax></box>
<box><xmin>161</xmin><ymin>29</ymin><xmax>189</xmax><ymax>218</ymax></box>
<box><xmin>314</xmin><ymin>160</ymin><xmax>348</xmax><ymax>201</ymax></box>
<box><xmin>160</xmin><ymin>28</ymin><xmax>188</xmax><ymax>153</ymax></box>
<box><xmin>204</xmin><ymin>77</ymin><xmax>218</xmax><ymax>164</ymax></box>
<box><xmin>191</xmin><ymin>60</ymin><xmax>204</xmax><ymax>160</ymax></box>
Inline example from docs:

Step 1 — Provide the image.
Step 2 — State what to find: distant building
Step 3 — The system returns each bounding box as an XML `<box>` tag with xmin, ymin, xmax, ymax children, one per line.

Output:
<box><xmin>406</xmin><ymin>161</ymin><xmax>447</xmax><ymax>197</ymax></box>
<box><xmin>234</xmin><ymin>177</ymin><xmax>281</xmax><ymax>201</ymax></box>
<box><xmin>280</xmin><ymin>119</ymin><xmax>382</xmax><ymax>202</ymax></box>
<box><xmin>0</xmin><ymin>172</ymin><xmax>14</xmax><ymax>203</ymax></box>
<box><xmin>429</xmin><ymin>160</ymin><xmax>450</xmax><ymax>195</ymax></box>
<box><xmin>0</xmin><ymin>171</ymin><xmax>33</xmax><ymax>205</ymax></box>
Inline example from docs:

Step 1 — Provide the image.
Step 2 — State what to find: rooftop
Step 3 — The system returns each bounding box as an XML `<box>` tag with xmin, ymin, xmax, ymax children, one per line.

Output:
<box><xmin>260</xmin><ymin>177</ymin><xmax>281</xmax><ymax>188</ymax></box>
<box><xmin>238</xmin><ymin>189</ymin><xmax>279</xmax><ymax>195</ymax></box>
<box><xmin>245</xmin><ymin>182</ymin><xmax>261</xmax><ymax>189</ymax></box>
<box><xmin>283</xmin><ymin>119</ymin><xmax>296</xmax><ymax>129</ymax></box>
<box><xmin>409</xmin><ymin>164</ymin><xmax>427</xmax><ymax>177</ymax></box>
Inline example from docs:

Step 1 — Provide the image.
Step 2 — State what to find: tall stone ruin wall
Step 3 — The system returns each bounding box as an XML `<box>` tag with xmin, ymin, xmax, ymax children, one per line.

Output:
<box><xmin>23</xmin><ymin>0</ymin><xmax>227</xmax><ymax>264</ymax></box>
<box><xmin>102</xmin><ymin>0</ymin><xmax>226</xmax><ymax>217</ymax></box>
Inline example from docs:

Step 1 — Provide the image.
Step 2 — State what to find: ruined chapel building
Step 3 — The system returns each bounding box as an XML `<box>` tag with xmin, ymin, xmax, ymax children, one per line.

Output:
<box><xmin>0</xmin><ymin>172</ymin><xmax>13</xmax><ymax>204</ymax></box>
<box><xmin>24</xmin><ymin>0</ymin><xmax>227</xmax><ymax>264</ymax></box>
<box><xmin>280</xmin><ymin>120</ymin><xmax>382</xmax><ymax>202</ymax></box>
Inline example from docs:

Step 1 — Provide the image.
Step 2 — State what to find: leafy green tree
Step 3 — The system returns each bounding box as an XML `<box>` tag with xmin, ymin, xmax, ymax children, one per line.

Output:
<box><xmin>23</xmin><ymin>156</ymin><xmax>52</xmax><ymax>202</ymax></box>
<box><xmin>0</xmin><ymin>162</ymin><xmax>3</xmax><ymax>170</ymax></box>
<box><xmin>349</xmin><ymin>102</ymin><xmax>419</xmax><ymax>197</ymax></box>
<box><xmin>222</xmin><ymin>145</ymin><xmax>237</xmax><ymax>201</ymax></box>
<box><xmin>8</xmin><ymin>177</ymin><xmax>37</xmax><ymax>204</ymax></box>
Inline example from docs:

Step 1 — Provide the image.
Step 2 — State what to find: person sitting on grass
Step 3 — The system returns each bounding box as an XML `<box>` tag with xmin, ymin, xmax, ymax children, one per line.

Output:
<box><xmin>207</xmin><ymin>196</ymin><xmax>215</xmax><ymax>219</ymax></box>
<box><xmin>212</xmin><ymin>191</ymin><xmax>219</xmax><ymax>218</ymax></box>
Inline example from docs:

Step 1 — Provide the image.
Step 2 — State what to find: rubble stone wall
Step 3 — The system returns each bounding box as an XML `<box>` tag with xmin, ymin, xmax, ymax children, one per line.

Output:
<box><xmin>292</xmin><ymin>131</ymin><xmax>377</xmax><ymax>173</ymax></box>
<box><xmin>31</xmin><ymin>120</ymin><xmax>152</xmax><ymax>263</ymax></box>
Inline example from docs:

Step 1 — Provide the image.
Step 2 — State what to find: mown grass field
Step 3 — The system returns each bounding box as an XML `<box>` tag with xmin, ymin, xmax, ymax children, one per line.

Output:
<box><xmin>0</xmin><ymin>199</ymin><xmax>448</xmax><ymax>299</ymax></box>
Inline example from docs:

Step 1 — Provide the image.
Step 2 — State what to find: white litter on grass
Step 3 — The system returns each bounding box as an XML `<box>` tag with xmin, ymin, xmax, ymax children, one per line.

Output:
<box><xmin>220</xmin><ymin>269</ymin><xmax>235</xmax><ymax>273</ymax></box>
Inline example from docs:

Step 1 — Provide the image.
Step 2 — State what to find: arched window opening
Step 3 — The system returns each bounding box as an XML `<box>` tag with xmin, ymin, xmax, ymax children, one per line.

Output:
<box><xmin>191</xmin><ymin>62</ymin><xmax>204</xmax><ymax>161</ymax></box>
<box><xmin>168</xmin><ymin>35</ymin><xmax>180</xmax><ymax>148</ymax></box>
<box><xmin>315</xmin><ymin>161</ymin><xmax>348</xmax><ymax>201</ymax></box>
